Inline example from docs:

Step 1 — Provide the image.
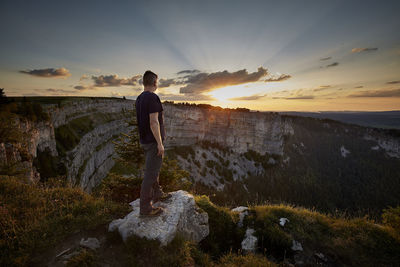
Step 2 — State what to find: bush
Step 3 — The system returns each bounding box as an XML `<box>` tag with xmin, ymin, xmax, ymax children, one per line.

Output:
<box><xmin>92</xmin><ymin>173</ymin><xmax>142</xmax><ymax>203</ymax></box>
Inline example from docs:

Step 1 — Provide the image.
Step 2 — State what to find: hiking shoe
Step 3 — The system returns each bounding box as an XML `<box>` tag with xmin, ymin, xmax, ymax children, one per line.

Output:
<box><xmin>153</xmin><ymin>193</ymin><xmax>172</xmax><ymax>203</ymax></box>
<box><xmin>139</xmin><ymin>207</ymin><xmax>163</xmax><ymax>217</ymax></box>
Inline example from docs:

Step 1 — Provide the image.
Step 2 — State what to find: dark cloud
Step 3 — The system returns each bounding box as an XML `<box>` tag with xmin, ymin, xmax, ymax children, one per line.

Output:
<box><xmin>326</xmin><ymin>62</ymin><xmax>339</xmax><ymax>67</ymax></box>
<box><xmin>92</xmin><ymin>74</ymin><xmax>141</xmax><ymax>87</ymax></box>
<box><xmin>228</xmin><ymin>94</ymin><xmax>267</xmax><ymax>101</ymax></box>
<box><xmin>158</xmin><ymin>92</ymin><xmax>215</xmax><ymax>101</ymax></box>
<box><xmin>179</xmin><ymin>67</ymin><xmax>269</xmax><ymax>94</ymax></box>
<box><xmin>158</xmin><ymin>78</ymin><xmax>176</xmax><ymax>88</ymax></box>
<box><xmin>177</xmin><ymin>69</ymin><xmax>201</xmax><ymax>75</ymax></box>
<box><xmin>348</xmin><ymin>88</ymin><xmax>400</xmax><ymax>98</ymax></box>
<box><xmin>45</xmin><ymin>88</ymin><xmax>77</xmax><ymax>94</ymax></box>
<box><xmin>351</xmin><ymin>47</ymin><xmax>378</xmax><ymax>53</ymax></box>
<box><xmin>263</xmin><ymin>74</ymin><xmax>291</xmax><ymax>82</ymax></box>
<box><xmin>320</xmin><ymin>57</ymin><xmax>332</xmax><ymax>61</ymax></box>
<box><xmin>20</xmin><ymin>67</ymin><xmax>71</xmax><ymax>78</ymax></box>
<box><xmin>354</xmin><ymin>85</ymin><xmax>364</xmax><ymax>88</ymax></box>
<box><xmin>386</xmin><ymin>80</ymin><xmax>400</xmax><ymax>84</ymax></box>
<box><xmin>74</xmin><ymin>85</ymin><xmax>94</xmax><ymax>90</ymax></box>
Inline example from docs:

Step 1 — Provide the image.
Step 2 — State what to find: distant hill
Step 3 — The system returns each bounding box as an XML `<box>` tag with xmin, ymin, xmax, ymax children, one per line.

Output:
<box><xmin>279</xmin><ymin>111</ymin><xmax>400</xmax><ymax>129</ymax></box>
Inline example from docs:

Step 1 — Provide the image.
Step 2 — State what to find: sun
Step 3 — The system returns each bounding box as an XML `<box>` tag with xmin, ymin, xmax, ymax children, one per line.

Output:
<box><xmin>208</xmin><ymin>84</ymin><xmax>253</xmax><ymax>102</ymax></box>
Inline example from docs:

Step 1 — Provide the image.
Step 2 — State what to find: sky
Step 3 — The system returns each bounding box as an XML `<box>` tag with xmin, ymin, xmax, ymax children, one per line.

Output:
<box><xmin>0</xmin><ymin>0</ymin><xmax>399</xmax><ymax>111</ymax></box>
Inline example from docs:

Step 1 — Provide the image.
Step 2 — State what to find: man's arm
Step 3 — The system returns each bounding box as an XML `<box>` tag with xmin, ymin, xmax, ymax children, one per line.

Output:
<box><xmin>149</xmin><ymin>112</ymin><xmax>164</xmax><ymax>157</ymax></box>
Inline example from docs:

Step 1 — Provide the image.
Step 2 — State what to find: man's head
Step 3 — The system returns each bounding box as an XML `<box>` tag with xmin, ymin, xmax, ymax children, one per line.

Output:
<box><xmin>143</xmin><ymin>70</ymin><xmax>158</xmax><ymax>92</ymax></box>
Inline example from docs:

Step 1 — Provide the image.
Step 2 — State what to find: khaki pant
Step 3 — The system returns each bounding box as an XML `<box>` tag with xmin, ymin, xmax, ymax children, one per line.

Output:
<box><xmin>140</xmin><ymin>142</ymin><xmax>163</xmax><ymax>214</ymax></box>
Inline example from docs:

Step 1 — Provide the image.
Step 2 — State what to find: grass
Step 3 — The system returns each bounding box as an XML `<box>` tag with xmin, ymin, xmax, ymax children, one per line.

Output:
<box><xmin>195</xmin><ymin>195</ymin><xmax>245</xmax><ymax>258</ymax></box>
<box><xmin>247</xmin><ymin>204</ymin><xmax>400</xmax><ymax>266</ymax></box>
<box><xmin>0</xmin><ymin>175</ymin><xmax>129</xmax><ymax>266</ymax></box>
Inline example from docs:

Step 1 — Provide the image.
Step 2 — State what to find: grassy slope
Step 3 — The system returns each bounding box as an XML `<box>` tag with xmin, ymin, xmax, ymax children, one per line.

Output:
<box><xmin>1</xmin><ymin>175</ymin><xmax>399</xmax><ymax>266</ymax></box>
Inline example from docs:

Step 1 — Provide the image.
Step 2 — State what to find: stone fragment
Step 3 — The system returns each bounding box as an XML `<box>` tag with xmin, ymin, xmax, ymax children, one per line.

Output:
<box><xmin>80</xmin><ymin>237</ymin><xmax>100</xmax><ymax>250</ymax></box>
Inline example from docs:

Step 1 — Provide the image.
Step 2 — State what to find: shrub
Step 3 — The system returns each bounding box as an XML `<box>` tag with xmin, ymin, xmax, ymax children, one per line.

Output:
<box><xmin>92</xmin><ymin>173</ymin><xmax>142</xmax><ymax>203</ymax></box>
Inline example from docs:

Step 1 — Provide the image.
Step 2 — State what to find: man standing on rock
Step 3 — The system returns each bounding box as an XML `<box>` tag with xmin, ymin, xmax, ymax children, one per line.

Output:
<box><xmin>135</xmin><ymin>70</ymin><xmax>171</xmax><ymax>216</ymax></box>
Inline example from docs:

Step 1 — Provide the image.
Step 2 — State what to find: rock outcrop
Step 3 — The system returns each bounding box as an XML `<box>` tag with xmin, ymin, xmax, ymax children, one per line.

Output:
<box><xmin>108</xmin><ymin>190</ymin><xmax>209</xmax><ymax>246</ymax></box>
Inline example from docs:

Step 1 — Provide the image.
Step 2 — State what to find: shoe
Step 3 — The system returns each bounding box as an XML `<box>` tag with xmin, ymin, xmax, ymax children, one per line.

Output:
<box><xmin>153</xmin><ymin>193</ymin><xmax>172</xmax><ymax>203</ymax></box>
<box><xmin>139</xmin><ymin>207</ymin><xmax>163</xmax><ymax>217</ymax></box>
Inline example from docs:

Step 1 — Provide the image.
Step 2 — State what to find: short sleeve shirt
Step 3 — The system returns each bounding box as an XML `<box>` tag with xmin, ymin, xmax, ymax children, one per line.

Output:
<box><xmin>135</xmin><ymin>91</ymin><xmax>165</xmax><ymax>144</ymax></box>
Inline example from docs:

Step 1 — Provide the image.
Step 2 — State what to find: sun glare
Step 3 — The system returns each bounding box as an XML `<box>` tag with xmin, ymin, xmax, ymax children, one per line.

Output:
<box><xmin>208</xmin><ymin>83</ymin><xmax>263</xmax><ymax>102</ymax></box>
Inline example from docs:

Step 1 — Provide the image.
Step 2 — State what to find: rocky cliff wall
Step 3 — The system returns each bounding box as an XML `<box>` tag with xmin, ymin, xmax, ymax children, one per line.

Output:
<box><xmin>163</xmin><ymin>104</ymin><xmax>294</xmax><ymax>156</ymax></box>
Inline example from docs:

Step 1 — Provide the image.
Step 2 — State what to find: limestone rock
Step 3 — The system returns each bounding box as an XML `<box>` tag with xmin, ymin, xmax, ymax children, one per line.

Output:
<box><xmin>108</xmin><ymin>190</ymin><xmax>209</xmax><ymax>246</ymax></box>
<box><xmin>80</xmin><ymin>237</ymin><xmax>100</xmax><ymax>250</ymax></box>
<box><xmin>231</xmin><ymin>206</ymin><xmax>249</xmax><ymax>227</ymax></box>
<box><xmin>279</xmin><ymin>217</ymin><xmax>289</xmax><ymax>227</ymax></box>
<box><xmin>241</xmin><ymin>228</ymin><xmax>257</xmax><ymax>253</ymax></box>
<box><xmin>291</xmin><ymin>240</ymin><xmax>303</xmax><ymax>251</ymax></box>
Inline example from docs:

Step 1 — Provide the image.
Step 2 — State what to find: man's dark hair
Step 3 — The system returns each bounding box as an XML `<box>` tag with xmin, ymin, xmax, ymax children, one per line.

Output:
<box><xmin>143</xmin><ymin>70</ymin><xmax>158</xmax><ymax>86</ymax></box>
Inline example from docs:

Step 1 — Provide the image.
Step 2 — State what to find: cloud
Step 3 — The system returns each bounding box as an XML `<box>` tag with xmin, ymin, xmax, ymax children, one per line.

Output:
<box><xmin>158</xmin><ymin>92</ymin><xmax>215</xmax><ymax>101</ymax></box>
<box><xmin>348</xmin><ymin>88</ymin><xmax>400</xmax><ymax>98</ymax></box>
<box><xmin>273</xmin><ymin>95</ymin><xmax>315</xmax><ymax>100</ymax></box>
<box><xmin>263</xmin><ymin>74</ymin><xmax>291</xmax><ymax>82</ymax></box>
<box><xmin>228</xmin><ymin>94</ymin><xmax>267</xmax><ymax>101</ymax></box>
<box><xmin>351</xmin><ymin>47</ymin><xmax>378</xmax><ymax>53</ymax></box>
<box><xmin>74</xmin><ymin>85</ymin><xmax>94</xmax><ymax>90</ymax></box>
<box><xmin>320</xmin><ymin>57</ymin><xmax>332</xmax><ymax>61</ymax></box>
<box><xmin>158</xmin><ymin>78</ymin><xmax>176</xmax><ymax>88</ymax></box>
<box><xmin>313</xmin><ymin>85</ymin><xmax>332</xmax><ymax>92</ymax></box>
<box><xmin>19</xmin><ymin>67</ymin><xmax>71</xmax><ymax>78</ymax></box>
<box><xmin>177</xmin><ymin>69</ymin><xmax>201</xmax><ymax>75</ymax></box>
<box><xmin>179</xmin><ymin>67</ymin><xmax>269</xmax><ymax>94</ymax></box>
<box><xmin>386</xmin><ymin>80</ymin><xmax>400</xmax><ymax>84</ymax></box>
<box><xmin>80</xmin><ymin>74</ymin><xmax>89</xmax><ymax>81</ymax></box>
<box><xmin>326</xmin><ymin>62</ymin><xmax>339</xmax><ymax>67</ymax></box>
<box><xmin>92</xmin><ymin>74</ymin><xmax>141</xmax><ymax>87</ymax></box>
<box><xmin>354</xmin><ymin>85</ymin><xmax>364</xmax><ymax>88</ymax></box>
<box><xmin>45</xmin><ymin>88</ymin><xmax>77</xmax><ymax>94</ymax></box>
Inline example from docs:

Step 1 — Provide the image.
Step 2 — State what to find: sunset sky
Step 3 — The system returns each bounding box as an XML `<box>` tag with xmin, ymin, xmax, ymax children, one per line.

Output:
<box><xmin>0</xmin><ymin>0</ymin><xmax>399</xmax><ymax>111</ymax></box>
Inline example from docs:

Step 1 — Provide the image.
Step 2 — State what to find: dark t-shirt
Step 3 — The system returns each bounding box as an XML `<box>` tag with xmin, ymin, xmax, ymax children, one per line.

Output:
<box><xmin>135</xmin><ymin>91</ymin><xmax>165</xmax><ymax>144</ymax></box>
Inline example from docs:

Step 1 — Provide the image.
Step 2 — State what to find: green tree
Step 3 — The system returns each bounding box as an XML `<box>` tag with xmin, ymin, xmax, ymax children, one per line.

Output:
<box><xmin>113</xmin><ymin>107</ymin><xmax>144</xmax><ymax>177</ymax></box>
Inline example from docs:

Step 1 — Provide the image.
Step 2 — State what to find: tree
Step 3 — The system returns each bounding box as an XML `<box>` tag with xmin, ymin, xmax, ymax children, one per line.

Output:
<box><xmin>0</xmin><ymin>88</ymin><xmax>7</xmax><ymax>104</ymax></box>
<box><xmin>113</xmin><ymin>107</ymin><xmax>144</xmax><ymax>177</ymax></box>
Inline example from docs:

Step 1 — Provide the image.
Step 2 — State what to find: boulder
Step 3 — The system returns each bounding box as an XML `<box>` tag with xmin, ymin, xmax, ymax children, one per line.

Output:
<box><xmin>109</xmin><ymin>190</ymin><xmax>209</xmax><ymax>246</ymax></box>
<box><xmin>241</xmin><ymin>228</ymin><xmax>257</xmax><ymax>253</ymax></box>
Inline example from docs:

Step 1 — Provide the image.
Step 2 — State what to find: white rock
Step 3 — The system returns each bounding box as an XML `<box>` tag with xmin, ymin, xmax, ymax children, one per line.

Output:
<box><xmin>241</xmin><ymin>228</ymin><xmax>257</xmax><ymax>253</ymax></box>
<box><xmin>279</xmin><ymin>217</ymin><xmax>289</xmax><ymax>227</ymax></box>
<box><xmin>80</xmin><ymin>237</ymin><xmax>100</xmax><ymax>250</ymax></box>
<box><xmin>340</xmin><ymin>145</ymin><xmax>350</xmax><ymax>158</ymax></box>
<box><xmin>291</xmin><ymin>240</ymin><xmax>303</xmax><ymax>251</ymax></box>
<box><xmin>108</xmin><ymin>190</ymin><xmax>209</xmax><ymax>246</ymax></box>
<box><xmin>231</xmin><ymin>206</ymin><xmax>249</xmax><ymax>227</ymax></box>
<box><xmin>371</xmin><ymin>145</ymin><xmax>380</xmax><ymax>150</ymax></box>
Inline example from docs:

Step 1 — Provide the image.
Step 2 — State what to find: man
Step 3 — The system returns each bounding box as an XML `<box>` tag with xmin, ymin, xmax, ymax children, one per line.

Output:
<box><xmin>136</xmin><ymin>70</ymin><xmax>171</xmax><ymax>216</ymax></box>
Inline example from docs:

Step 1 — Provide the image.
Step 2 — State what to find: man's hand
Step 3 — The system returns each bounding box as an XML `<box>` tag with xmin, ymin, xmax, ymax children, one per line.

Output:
<box><xmin>157</xmin><ymin>143</ymin><xmax>165</xmax><ymax>157</ymax></box>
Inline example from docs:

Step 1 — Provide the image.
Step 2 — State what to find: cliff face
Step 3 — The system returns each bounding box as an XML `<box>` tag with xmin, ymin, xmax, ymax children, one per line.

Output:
<box><xmin>163</xmin><ymin>104</ymin><xmax>294</xmax><ymax>156</ymax></box>
<box><xmin>1</xmin><ymin>98</ymin><xmax>134</xmax><ymax>192</ymax></box>
<box><xmin>4</xmin><ymin>98</ymin><xmax>399</xmax><ymax>196</ymax></box>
